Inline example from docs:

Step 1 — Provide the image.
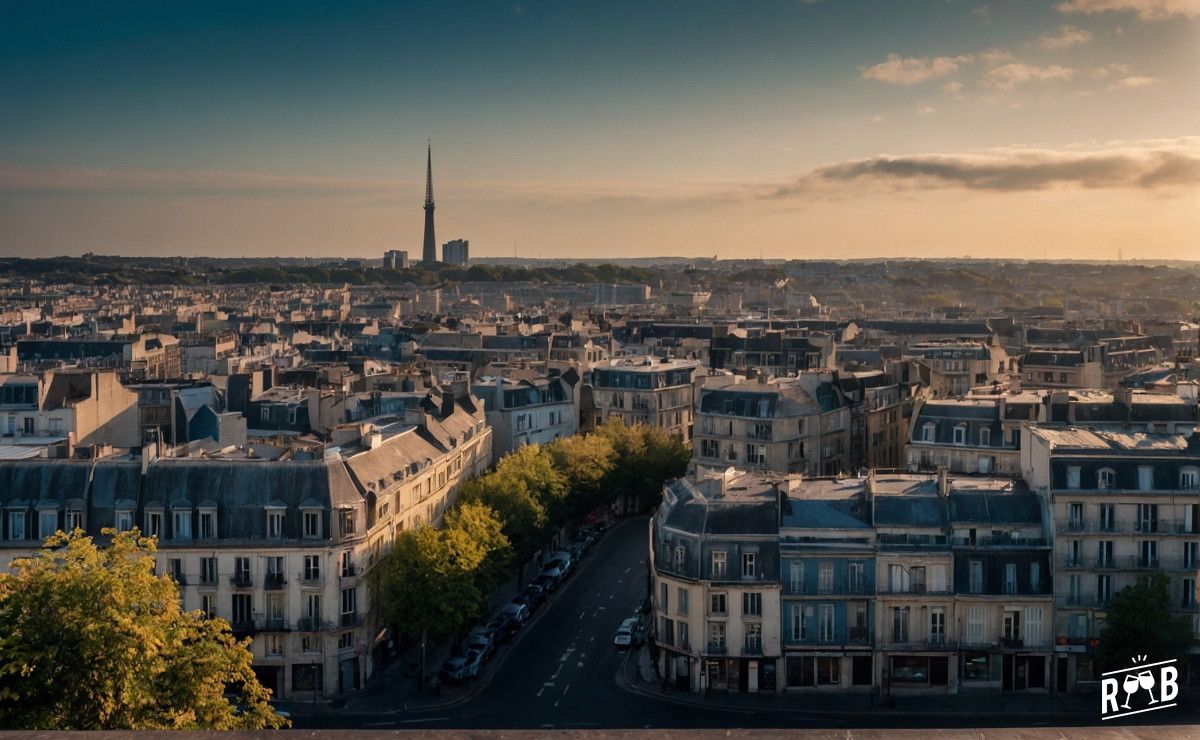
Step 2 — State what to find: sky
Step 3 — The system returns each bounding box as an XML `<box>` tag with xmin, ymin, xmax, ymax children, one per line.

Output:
<box><xmin>0</xmin><ymin>0</ymin><xmax>1197</xmax><ymax>261</ymax></box>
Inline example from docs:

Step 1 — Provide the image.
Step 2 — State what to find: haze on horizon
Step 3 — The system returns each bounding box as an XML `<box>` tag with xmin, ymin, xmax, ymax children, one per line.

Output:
<box><xmin>1</xmin><ymin>0</ymin><xmax>1197</xmax><ymax>262</ymax></box>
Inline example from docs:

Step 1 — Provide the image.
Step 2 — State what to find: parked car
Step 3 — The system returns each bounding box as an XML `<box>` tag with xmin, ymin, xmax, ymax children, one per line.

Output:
<box><xmin>487</xmin><ymin>614</ymin><xmax>519</xmax><ymax>644</ymax></box>
<box><xmin>539</xmin><ymin>564</ymin><xmax>565</xmax><ymax>582</ymax></box>
<box><xmin>544</xmin><ymin>555</ymin><xmax>572</xmax><ymax>577</ymax></box>
<box><xmin>534</xmin><ymin>572</ymin><xmax>560</xmax><ymax>593</ymax></box>
<box><xmin>521</xmin><ymin>583</ymin><xmax>547</xmax><ymax>608</ymax></box>
<box><xmin>613</xmin><ymin>617</ymin><xmax>641</xmax><ymax>651</ymax></box>
<box><xmin>465</xmin><ymin>627</ymin><xmax>496</xmax><ymax>661</ymax></box>
<box><xmin>441</xmin><ymin>652</ymin><xmax>482</xmax><ymax>684</ymax></box>
<box><xmin>501</xmin><ymin>601</ymin><xmax>530</xmax><ymax>625</ymax></box>
<box><xmin>566</xmin><ymin>541</ymin><xmax>587</xmax><ymax>561</ymax></box>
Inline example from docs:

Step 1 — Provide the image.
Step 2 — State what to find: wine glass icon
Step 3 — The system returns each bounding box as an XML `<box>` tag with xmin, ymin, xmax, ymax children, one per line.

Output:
<box><xmin>1139</xmin><ymin>669</ymin><xmax>1158</xmax><ymax>704</ymax></box>
<box><xmin>1121</xmin><ymin>673</ymin><xmax>1140</xmax><ymax>709</ymax></box>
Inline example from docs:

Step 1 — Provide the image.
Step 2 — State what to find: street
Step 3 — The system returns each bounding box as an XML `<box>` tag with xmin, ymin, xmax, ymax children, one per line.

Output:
<box><xmin>293</xmin><ymin>517</ymin><xmax>1200</xmax><ymax>731</ymax></box>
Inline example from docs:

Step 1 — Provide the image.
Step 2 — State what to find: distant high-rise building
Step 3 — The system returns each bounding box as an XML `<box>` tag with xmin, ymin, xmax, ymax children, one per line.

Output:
<box><xmin>421</xmin><ymin>143</ymin><xmax>438</xmax><ymax>264</ymax></box>
<box><xmin>442</xmin><ymin>239</ymin><xmax>469</xmax><ymax>266</ymax></box>
<box><xmin>383</xmin><ymin>249</ymin><xmax>409</xmax><ymax>270</ymax></box>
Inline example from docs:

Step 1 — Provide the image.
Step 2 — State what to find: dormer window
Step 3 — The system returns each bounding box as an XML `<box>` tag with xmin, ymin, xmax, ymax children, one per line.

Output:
<box><xmin>979</xmin><ymin>428</ymin><xmax>990</xmax><ymax>447</ymax></box>
<box><xmin>171</xmin><ymin>507</ymin><xmax>192</xmax><ymax>540</ymax></box>
<box><xmin>1097</xmin><ymin>468</ymin><xmax>1116</xmax><ymax>490</ymax></box>
<box><xmin>302</xmin><ymin>509</ymin><xmax>321</xmax><ymax>539</ymax></box>
<box><xmin>921</xmin><ymin>422</ymin><xmax>935</xmax><ymax>442</ymax></box>
<box><xmin>1180</xmin><ymin>467</ymin><xmax>1200</xmax><ymax>490</ymax></box>
<box><xmin>953</xmin><ymin>424</ymin><xmax>967</xmax><ymax>446</ymax></box>
<box><xmin>38</xmin><ymin>507</ymin><xmax>58</xmax><ymax>539</ymax></box>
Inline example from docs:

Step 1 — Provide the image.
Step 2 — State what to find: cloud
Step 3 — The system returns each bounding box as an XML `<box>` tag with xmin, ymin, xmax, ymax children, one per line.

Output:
<box><xmin>983</xmin><ymin>63</ymin><xmax>1075</xmax><ymax>89</ymax></box>
<box><xmin>1057</xmin><ymin>0</ymin><xmax>1200</xmax><ymax>20</ymax></box>
<box><xmin>973</xmin><ymin>5</ymin><xmax>991</xmax><ymax>19</ymax></box>
<box><xmin>917</xmin><ymin>105</ymin><xmax>936</xmax><ymax>115</ymax></box>
<box><xmin>943</xmin><ymin>81</ymin><xmax>965</xmax><ymax>96</ymax></box>
<box><xmin>860</xmin><ymin>53</ymin><xmax>973</xmax><ymax>85</ymax></box>
<box><xmin>1108</xmin><ymin>75</ymin><xmax>1160</xmax><ymax>88</ymax></box>
<box><xmin>766</xmin><ymin>141</ymin><xmax>1200</xmax><ymax>198</ymax></box>
<box><xmin>1089</xmin><ymin>63</ymin><xmax>1131</xmax><ymax>78</ymax></box>
<box><xmin>1038</xmin><ymin>24</ymin><xmax>1094</xmax><ymax>48</ymax></box>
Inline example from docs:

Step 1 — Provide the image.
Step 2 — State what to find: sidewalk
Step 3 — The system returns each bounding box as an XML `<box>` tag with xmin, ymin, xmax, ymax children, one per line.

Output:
<box><xmin>620</xmin><ymin>645</ymin><xmax>1097</xmax><ymax>718</ymax></box>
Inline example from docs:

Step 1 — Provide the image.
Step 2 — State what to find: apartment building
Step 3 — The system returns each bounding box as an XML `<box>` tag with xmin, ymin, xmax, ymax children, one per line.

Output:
<box><xmin>0</xmin><ymin>369</ymin><xmax>140</xmax><ymax>450</ymax></box>
<box><xmin>650</xmin><ymin>471</ymin><xmax>784</xmax><ymax>693</ymax></box>
<box><xmin>692</xmin><ymin>373</ymin><xmax>852</xmax><ymax>478</ymax></box>
<box><xmin>590</xmin><ymin>356</ymin><xmax>701</xmax><ymax>441</ymax></box>
<box><xmin>0</xmin><ymin>384</ymin><xmax>492</xmax><ymax>701</ymax></box>
<box><xmin>472</xmin><ymin>370</ymin><xmax>579</xmax><ymax>456</ymax></box>
<box><xmin>911</xmin><ymin>341</ymin><xmax>1013</xmax><ymax>398</ymax></box>
<box><xmin>1021</xmin><ymin>426</ymin><xmax>1200</xmax><ymax>691</ymax></box>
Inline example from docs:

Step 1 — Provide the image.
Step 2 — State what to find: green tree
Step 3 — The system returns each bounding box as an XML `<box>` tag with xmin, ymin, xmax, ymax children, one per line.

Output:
<box><xmin>379</xmin><ymin>525</ymin><xmax>485</xmax><ymax>645</ymax></box>
<box><xmin>595</xmin><ymin>419</ymin><xmax>690</xmax><ymax>512</ymax></box>
<box><xmin>457</xmin><ymin>473</ymin><xmax>548</xmax><ymax>561</ymax></box>
<box><xmin>494</xmin><ymin>444</ymin><xmax>568</xmax><ymax>525</ymax></box>
<box><xmin>443</xmin><ymin>500</ymin><xmax>513</xmax><ymax>594</ymax></box>
<box><xmin>546</xmin><ymin>433</ymin><xmax>617</xmax><ymax>520</ymax></box>
<box><xmin>0</xmin><ymin>529</ymin><xmax>285</xmax><ymax>730</ymax></box>
<box><xmin>1098</xmin><ymin>575</ymin><xmax>1195</xmax><ymax>670</ymax></box>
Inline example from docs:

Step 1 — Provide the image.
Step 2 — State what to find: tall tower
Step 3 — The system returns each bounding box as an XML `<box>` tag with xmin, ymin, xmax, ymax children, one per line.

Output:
<box><xmin>421</xmin><ymin>141</ymin><xmax>438</xmax><ymax>264</ymax></box>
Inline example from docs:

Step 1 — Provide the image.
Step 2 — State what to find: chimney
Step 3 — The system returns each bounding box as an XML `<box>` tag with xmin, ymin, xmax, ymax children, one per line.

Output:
<box><xmin>757</xmin><ymin>372</ymin><xmax>769</xmax><ymax>384</ymax></box>
<box><xmin>865</xmin><ymin>468</ymin><xmax>877</xmax><ymax>495</ymax></box>
<box><xmin>440</xmin><ymin>389</ymin><xmax>455</xmax><ymax>418</ymax></box>
<box><xmin>937</xmin><ymin>465</ymin><xmax>950</xmax><ymax>497</ymax></box>
<box><xmin>366</xmin><ymin>430</ymin><xmax>383</xmax><ymax>450</ymax></box>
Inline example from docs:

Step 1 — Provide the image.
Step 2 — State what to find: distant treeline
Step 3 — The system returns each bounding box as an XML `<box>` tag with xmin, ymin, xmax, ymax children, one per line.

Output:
<box><xmin>0</xmin><ymin>257</ymin><xmax>657</xmax><ymax>288</ymax></box>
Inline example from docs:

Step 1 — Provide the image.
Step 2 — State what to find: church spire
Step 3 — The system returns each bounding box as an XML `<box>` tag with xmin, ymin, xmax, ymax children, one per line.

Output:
<box><xmin>421</xmin><ymin>140</ymin><xmax>437</xmax><ymax>263</ymax></box>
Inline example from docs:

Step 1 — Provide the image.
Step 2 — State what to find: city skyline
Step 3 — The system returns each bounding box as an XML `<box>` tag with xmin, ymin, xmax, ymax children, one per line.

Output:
<box><xmin>1</xmin><ymin>0</ymin><xmax>1197</xmax><ymax>260</ymax></box>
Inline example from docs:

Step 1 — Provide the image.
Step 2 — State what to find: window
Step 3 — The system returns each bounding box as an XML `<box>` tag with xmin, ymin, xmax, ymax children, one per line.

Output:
<box><xmin>744</xmin><ymin>622</ymin><xmax>762</xmax><ymax>652</ymax></box>
<box><xmin>1003</xmin><ymin>609</ymin><xmax>1021</xmax><ymax>641</ymax></box>
<box><xmin>966</xmin><ymin>606</ymin><xmax>984</xmax><ymax>644</ymax></box>
<box><xmin>708</xmin><ymin>621</ymin><xmax>726</xmax><ymax>650</ymax></box>
<box><xmin>1024</xmin><ymin>606</ymin><xmax>1044</xmax><ymax>646</ymax></box>
<box><xmin>889</xmin><ymin>563</ymin><xmax>909</xmax><ymax>593</ymax></box>
<box><xmin>921</xmin><ymin>422</ymin><xmax>935</xmax><ymax>442</ymax></box>
<box><xmin>1181</xmin><ymin>467</ymin><xmax>1200</xmax><ymax>490</ymax></box>
<box><xmin>231</xmin><ymin>594</ymin><xmax>252</xmax><ymax>627</ymax></box>
<box><xmin>677</xmin><ymin>587</ymin><xmax>688</xmax><ymax>616</ymax></box>
<box><xmin>1137</xmin><ymin>503</ymin><xmax>1158</xmax><ymax>533</ymax></box>
<box><xmin>660</xmin><ymin>583</ymin><xmax>669</xmax><ymax>613</ymax></box>
<box><xmin>305</xmin><ymin>593</ymin><xmax>322</xmax><ymax>621</ymax></box>
<box><xmin>116</xmin><ymin>509</ymin><xmax>133</xmax><ymax>532</ymax></box>
<box><xmin>172</xmin><ymin>509</ymin><xmax>191</xmax><ymax>540</ymax></box>
<box><xmin>711</xmin><ymin>551</ymin><xmax>726</xmax><ymax>579</ymax></box>
<box><xmin>267</xmin><ymin>510</ymin><xmax>284</xmax><ymax>538</ymax></box>
<box><xmin>963</xmin><ymin>651</ymin><xmax>989</xmax><ymax>681</ymax></box>
<box><xmin>792</xmin><ymin>604</ymin><xmax>810</xmax><ymax>641</ymax></box>
<box><xmin>1138</xmin><ymin>465</ymin><xmax>1154</xmax><ymax>492</ymax></box>
<box><xmin>978</xmin><ymin>427</ymin><xmax>990</xmax><ymax>447</ymax></box>
<box><xmin>144</xmin><ymin>510</ymin><xmax>163</xmax><ymax>538</ymax></box>
<box><xmin>930</xmin><ymin>608</ymin><xmax>945</xmax><ymax>646</ymax></box>
<box><xmin>660</xmin><ymin>617</ymin><xmax>675</xmax><ymax>646</ymax></box>
<box><xmin>64</xmin><ymin>508</ymin><xmax>83</xmax><ymax>531</ymax></box>
<box><xmin>1098</xmin><ymin>540</ymin><xmax>1113</xmax><ymax>567</ymax></box>
<box><xmin>1140</xmin><ymin>539</ymin><xmax>1158</xmax><ymax>568</ymax></box>
<box><xmin>1097</xmin><ymin>574</ymin><xmax>1112</xmax><ymax>605</ymax></box>
<box><xmin>742</xmin><ymin>592</ymin><xmax>762</xmax><ymax>616</ymax></box>
<box><xmin>340</xmin><ymin>551</ymin><xmax>354</xmax><ymax>578</ymax></box>
<box><xmin>340</xmin><ymin>587</ymin><xmax>357</xmax><ymax>621</ymax></box>
<box><xmin>1066</xmin><ymin>466</ymin><xmax>1081</xmax><ymax>489</ymax></box>
<box><xmin>303</xmin><ymin>510</ymin><xmax>321</xmax><ymax>539</ymax></box>
<box><xmin>709</xmin><ymin>592</ymin><xmax>726</xmax><ymax>615</ymax></box>
<box><xmin>201</xmin><ymin>594</ymin><xmax>216</xmax><ymax>619</ymax></box>
<box><xmin>197</xmin><ymin>509</ymin><xmax>215</xmax><ymax>538</ymax></box>
<box><xmin>1183</xmin><ymin>579</ymin><xmax>1197</xmax><ymax>608</ymax></box>
<box><xmin>892</xmin><ymin>607</ymin><xmax>910</xmax><ymax>643</ymax></box>
<box><xmin>741</xmin><ymin>552</ymin><xmax>756</xmax><ymax>578</ymax></box>
<box><xmin>1097</xmin><ymin>468</ymin><xmax>1116</xmax><ymax>490</ymax></box>
<box><xmin>167</xmin><ymin>558</ymin><xmax>184</xmax><ymax>582</ymax></box>
<box><xmin>953</xmin><ymin>424</ymin><xmax>966</xmax><ymax>445</ymax></box>
<box><xmin>745</xmin><ymin>443</ymin><xmax>766</xmax><ymax>465</ymax></box>
<box><xmin>234</xmin><ymin>556</ymin><xmax>251</xmax><ymax>585</ymax></box>
<box><xmin>1029</xmin><ymin>562</ymin><xmax>1041</xmax><ymax>593</ymax></box>
<box><xmin>1098</xmin><ymin>504</ymin><xmax>1115</xmax><ymax>532</ymax></box>
<box><xmin>673</xmin><ymin>545</ymin><xmax>685</xmax><ymax>570</ymax></box>
<box><xmin>200</xmin><ymin>557</ymin><xmax>217</xmax><ymax>584</ymax></box>
<box><xmin>1068</xmin><ymin>502</ymin><xmax>1084</xmax><ymax>530</ymax></box>
<box><xmin>268</xmin><ymin>634</ymin><xmax>284</xmax><ymax>656</ymax></box>
<box><xmin>304</xmin><ymin>554</ymin><xmax>321</xmax><ymax>581</ymax></box>
<box><xmin>38</xmin><ymin>509</ymin><xmax>57</xmax><ymax>539</ymax></box>
<box><xmin>818</xmin><ymin>562</ymin><xmax>834</xmax><ymax>594</ymax></box>
<box><xmin>338</xmin><ymin>631</ymin><xmax>354</xmax><ymax>650</ymax></box>
<box><xmin>819</xmin><ymin>604</ymin><xmax>835</xmax><ymax>643</ymax></box>
<box><xmin>678</xmin><ymin>621</ymin><xmax>688</xmax><ymax>649</ymax></box>
<box><xmin>1185</xmin><ymin>541</ymin><xmax>1197</xmax><ymax>570</ymax></box>
<box><xmin>790</xmin><ymin>562</ymin><xmax>804</xmax><ymax>593</ymax></box>
<box><xmin>339</xmin><ymin>509</ymin><xmax>355</xmax><ymax>537</ymax></box>
<box><xmin>1003</xmin><ymin>563</ymin><xmax>1017</xmax><ymax>595</ymax></box>
<box><xmin>968</xmin><ymin>560</ymin><xmax>983</xmax><ymax>594</ymax></box>
<box><xmin>700</xmin><ymin>439</ymin><xmax>719</xmax><ymax>458</ymax></box>
<box><xmin>848</xmin><ymin>562</ymin><xmax>864</xmax><ymax>594</ymax></box>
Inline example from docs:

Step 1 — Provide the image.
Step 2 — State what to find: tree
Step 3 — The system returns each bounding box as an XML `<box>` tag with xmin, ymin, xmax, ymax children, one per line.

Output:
<box><xmin>0</xmin><ymin>529</ymin><xmax>285</xmax><ymax>730</ymax></box>
<box><xmin>443</xmin><ymin>500</ymin><xmax>512</xmax><ymax>594</ymax></box>
<box><xmin>379</xmin><ymin>526</ymin><xmax>485</xmax><ymax>645</ymax></box>
<box><xmin>458</xmin><ymin>468</ymin><xmax>550</xmax><ymax>561</ymax></box>
<box><xmin>494</xmin><ymin>444</ymin><xmax>568</xmax><ymax>524</ymax></box>
<box><xmin>1098</xmin><ymin>574</ymin><xmax>1194</xmax><ymax>670</ymax></box>
<box><xmin>546</xmin><ymin>433</ymin><xmax>616</xmax><ymax>520</ymax></box>
<box><xmin>594</xmin><ymin>419</ymin><xmax>690</xmax><ymax>513</ymax></box>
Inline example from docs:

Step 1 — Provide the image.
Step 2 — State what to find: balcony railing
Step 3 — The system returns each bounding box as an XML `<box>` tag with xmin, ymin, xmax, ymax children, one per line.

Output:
<box><xmin>229</xmin><ymin>573</ymin><xmax>253</xmax><ymax>589</ymax></box>
<box><xmin>340</xmin><ymin>612</ymin><xmax>361</xmax><ymax>628</ymax></box>
<box><xmin>260</xmin><ymin>616</ymin><xmax>289</xmax><ymax>631</ymax></box>
<box><xmin>169</xmin><ymin>572</ymin><xmax>187</xmax><ymax>586</ymax></box>
<box><xmin>706</xmin><ymin>641</ymin><xmax>727</xmax><ymax>654</ymax></box>
<box><xmin>743</xmin><ymin>641</ymin><xmax>763</xmax><ymax>656</ymax></box>
<box><xmin>198</xmin><ymin>575</ymin><xmax>219</xmax><ymax>590</ymax></box>
<box><xmin>1058</xmin><ymin>592</ymin><xmax>1113</xmax><ymax>609</ymax></box>
<box><xmin>230</xmin><ymin>619</ymin><xmax>256</xmax><ymax>636</ymax></box>
<box><xmin>954</xmin><ymin>536</ymin><xmax>1048</xmax><ymax>548</ymax></box>
<box><xmin>298</xmin><ymin>571</ymin><xmax>324</xmax><ymax>587</ymax></box>
<box><xmin>1001</xmin><ymin>637</ymin><xmax>1024</xmax><ymax>649</ymax></box>
<box><xmin>295</xmin><ymin>616</ymin><xmax>334</xmax><ymax>632</ymax></box>
<box><xmin>264</xmin><ymin>572</ymin><xmax>287</xmax><ymax>590</ymax></box>
<box><xmin>340</xmin><ymin>564</ymin><xmax>358</xmax><ymax>579</ymax></box>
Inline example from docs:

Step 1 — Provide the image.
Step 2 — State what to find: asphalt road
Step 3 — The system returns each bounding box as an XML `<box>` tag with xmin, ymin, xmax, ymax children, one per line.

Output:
<box><xmin>294</xmin><ymin>517</ymin><xmax>1200</xmax><ymax>731</ymax></box>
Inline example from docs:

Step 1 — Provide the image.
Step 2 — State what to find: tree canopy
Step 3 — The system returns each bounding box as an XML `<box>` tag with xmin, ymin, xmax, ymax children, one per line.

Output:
<box><xmin>378</xmin><ymin>525</ymin><xmax>488</xmax><ymax>644</ymax></box>
<box><xmin>0</xmin><ymin>529</ymin><xmax>286</xmax><ymax>730</ymax></box>
<box><xmin>1098</xmin><ymin>574</ymin><xmax>1195</xmax><ymax>670</ymax></box>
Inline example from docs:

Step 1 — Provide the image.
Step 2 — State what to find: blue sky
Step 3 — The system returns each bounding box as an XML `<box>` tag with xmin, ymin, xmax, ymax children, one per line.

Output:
<box><xmin>1</xmin><ymin>0</ymin><xmax>1196</xmax><ymax>259</ymax></box>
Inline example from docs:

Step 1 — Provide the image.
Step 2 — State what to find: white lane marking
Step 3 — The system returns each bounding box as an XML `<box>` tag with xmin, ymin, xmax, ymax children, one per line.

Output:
<box><xmin>554</xmin><ymin>701</ymin><xmax>560</xmax><ymax>708</ymax></box>
<box><xmin>362</xmin><ymin>721</ymin><xmax>395</xmax><ymax>727</ymax></box>
<box><xmin>537</xmin><ymin>685</ymin><xmax>547</xmax><ymax>697</ymax></box>
<box><xmin>563</xmin><ymin>682</ymin><xmax>571</xmax><ymax>694</ymax></box>
<box><xmin>577</xmin><ymin>661</ymin><xmax>584</xmax><ymax>667</ymax></box>
<box><xmin>624</xmin><ymin>567</ymin><xmax>632</xmax><ymax>574</ymax></box>
<box><xmin>396</xmin><ymin>718</ymin><xmax>448</xmax><ymax>725</ymax></box>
